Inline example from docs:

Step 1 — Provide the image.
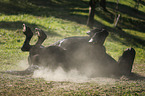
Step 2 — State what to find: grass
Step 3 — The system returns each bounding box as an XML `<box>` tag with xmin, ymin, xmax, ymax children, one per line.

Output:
<box><xmin>0</xmin><ymin>0</ymin><xmax>145</xmax><ymax>95</ymax></box>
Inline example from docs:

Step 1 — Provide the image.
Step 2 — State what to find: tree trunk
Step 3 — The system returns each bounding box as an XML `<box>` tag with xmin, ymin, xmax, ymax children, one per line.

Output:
<box><xmin>100</xmin><ymin>0</ymin><xmax>107</xmax><ymax>11</ymax></box>
<box><xmin>114</xmin><ymin>0</ymin><xmax>119</xmax><ymax>27</ymax></box>
<box><xmin>114</xmin><ymin>14</ymin><xmax>120</xmax><ymax>27</ymax></box>
<box><xmin>134</xmin><ymin>0</ymin><xmax>140</xmax><ymax>11</ymax></box>
<box><xmin>87</xmin><ymin>0</ymin><xmax>97</xmax><ymax>28</ymax></box>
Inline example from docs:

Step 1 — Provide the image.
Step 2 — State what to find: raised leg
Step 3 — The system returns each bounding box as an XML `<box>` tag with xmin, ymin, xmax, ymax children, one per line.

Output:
<box><xmin>0</xmin><ymin>65</ymin><xmax>39</xmax><ymax>75</ymax></box>
<box><xmin>35</xmin><ymin>28</ymin><xmax>47</xmax><ymax>47</ymax></box>
<box><xmin>21</xmin><ymin>24</ymin><xmax>33</xmax><ymax>51</ymax></box>
<box><xmin>118</xmin><ymin>48</ymin><xmax>136</xmax><ymax>75</ymax></box>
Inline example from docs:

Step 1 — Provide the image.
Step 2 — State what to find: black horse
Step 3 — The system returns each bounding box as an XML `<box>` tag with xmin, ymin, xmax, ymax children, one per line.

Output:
<box><xmin>1</xmin><ymin>24</ymin><xmax>136</xmax><ymax>77</ymax></box>
<box><xmin>52</xmin><ymin>27</ymin><xmax>136</xmax><ymax>76</ymax></box>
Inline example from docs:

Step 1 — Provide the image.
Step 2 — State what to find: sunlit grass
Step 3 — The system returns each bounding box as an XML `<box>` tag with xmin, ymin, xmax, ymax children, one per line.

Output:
<box><xmin>0</xmin><ymin>7</ymin><xmax>144</xmax><ymax>71</ymax></box>
<box><xmin>94</xmin><ymin>14</ymin><xmax>114</xmax><ymax>27</ymax></box>
<box><xmin>0</xmin><ymin>14</ymin><xmax>89</xmax><ymax>70</ymax></box>
<box><xmin>107</xmin><ymin>0</ymin><xmax>145</xmax><ymax>12</ymax></box>
<box><xmin>123</xmin><ymin>29</ymin><xmax>145</xmax><ymax>40</ymax></box>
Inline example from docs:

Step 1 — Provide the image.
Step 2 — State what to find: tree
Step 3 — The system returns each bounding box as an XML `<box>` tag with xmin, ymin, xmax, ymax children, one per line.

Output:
<box><xmin>87</xmin><ymin>0</ymin><xmax>107</xmax><ymax>28</ymax></box>
<box><xmin>134</xmin><ymin>0</ymin><xmax>141</xmax><ymax>11</ymax></box>
<box><xmin>114</xmin><ymin>0</ymin><xmax>120</xmax><ymax>27</ymax></box>
<box><xmin>87</xmin><ymin>0</ymin><xmax>98</xmax><ymax>28</ymax></box>
<box><xmin>100</xmin><ymin>0</ymin><xmax>107</xmax><ymax>11</ymax></box>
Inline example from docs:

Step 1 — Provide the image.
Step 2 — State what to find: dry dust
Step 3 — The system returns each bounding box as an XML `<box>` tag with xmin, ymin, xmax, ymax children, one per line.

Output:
<box><xmin>32</xmin><ymin>66</ymin><xmax>117</xmax><ymax>84</ymax></box>
<box><xmin>17</xmin><ymin>60</ymin><xmax>117</xmax><ymax>84</ymax></box>
<box><xmin>32</xmin><ymin>67</ymin><xmax>88</xmax><ymax>82</ymax></box>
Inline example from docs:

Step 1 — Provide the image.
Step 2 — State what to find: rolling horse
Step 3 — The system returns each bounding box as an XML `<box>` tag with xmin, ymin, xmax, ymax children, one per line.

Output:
<box><xmin>1</xmin><ymin>24</ymin><xmax>136</xmax><ymax>77</ymax></box>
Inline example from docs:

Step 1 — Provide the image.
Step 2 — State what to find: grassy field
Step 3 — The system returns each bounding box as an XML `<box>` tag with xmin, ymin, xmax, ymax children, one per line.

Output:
<box><xmin>0</xmin><ymin>0</ymin><xmax>145</xmax><ymax>95</ymax></box>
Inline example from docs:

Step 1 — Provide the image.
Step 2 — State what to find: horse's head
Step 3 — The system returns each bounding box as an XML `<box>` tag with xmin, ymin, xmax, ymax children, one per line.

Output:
<box><xmin>87</xmin><ymin>28</ymin><xmax>109</xmax><ymax>45</ymax></box>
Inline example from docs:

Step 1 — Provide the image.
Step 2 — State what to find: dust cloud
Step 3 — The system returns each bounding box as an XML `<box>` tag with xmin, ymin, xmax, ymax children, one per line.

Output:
<box><xmin>32</xmin><ymin>66</ymin><xmax>117</xmax><ymax>84</ymax></box>
<box><xmin>32</xmin><ymin>67</ymin><xmax>88</xmax><ymax>82</ymax></box>
<box><xmin>17</xmin><ymin>60</ymin><xmax>117</xmax><ymax>84</ymax></box>
<box><xmin>16</xmin><ymin>59</ymin><xmax>29</xmax><ymax>70</ymax></box>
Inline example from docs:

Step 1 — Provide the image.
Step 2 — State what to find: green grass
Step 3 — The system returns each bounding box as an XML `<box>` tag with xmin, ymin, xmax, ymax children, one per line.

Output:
<box><xmin>0</xmin><ymin>0</ymin><xmax>145</xmax><ymax>95</ymax></box>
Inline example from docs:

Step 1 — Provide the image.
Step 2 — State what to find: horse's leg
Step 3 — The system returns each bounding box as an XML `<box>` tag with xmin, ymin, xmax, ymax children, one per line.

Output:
<box><xmin>35</xmin><ymin>28</ymin><xmax>47</xmax><ymax>47</ymax></box>
<box><xmin>21</xmin><ymin>24</ymin><xmax>33</xmax><ymax>51</ymax></box>
<box><xmin>0</xmin><ymin>65</ymin><xmax>39</xmax><ymax>75</ymax></box>
<box><xmin>118</xmin><ymin>48</ymin><xmax>136</xmax><ymax>75</ymax></box>
<box><xmin>26</xmin><ymin>28</ymin><xmax>47</xmax><ymax>66</ymax></box>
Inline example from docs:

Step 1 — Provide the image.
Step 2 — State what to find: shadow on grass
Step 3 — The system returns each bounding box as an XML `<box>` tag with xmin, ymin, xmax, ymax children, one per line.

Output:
<box><xmin>133</xmin><ymin>0</ymin><xmax>145</xmax><ymax>6</ymax></box>
<box><xmin>107</xmin><ymin>1</ymin><xmax>145</xmax><ymax>20</ymax></box>
<box><xmin>0</xmin><ymin>21</ymin><xmax>61</xmax><ymax>37</ymax></box>
<box><xmin>125</xmin><ymin>73</ymin><xmax>145</xmax><ymax>80</ymax></box>
<box><xmin>0</xmin><ymin>21</ymin><xmax>40</xmax><ymax>30</ymax></box>
<box><xmin>93</xmin><ymin>9</ymin><xmax>145</xmax><ymax>34</ymax></box>
<box><xmin>1</xmin><ymin>0</ymin><xmax>144</xmax><ymax>26</ymax></box>
<box><xmin>90</xmin><ymin>18</ymin><xmax>145</xmax><ymax>47</ymax></box>
<box><xmin>0</xmin><ymin>0</ymin><xmax>145</xmax><ymax>47</ymax></box>
<box><xmin>108</xmin><ymin>28</ymin><xmax>145</xmax><ymax>47</ymax></box>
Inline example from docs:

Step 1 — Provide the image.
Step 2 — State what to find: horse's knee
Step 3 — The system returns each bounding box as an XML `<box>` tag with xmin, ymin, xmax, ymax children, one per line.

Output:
<box><xmin>21</xmin><ymin>44</ymin><xmax>32</xmax><ymax>51</ymax></box>
<box><xmin>118</xmin><ymin>48</ymin><xmax>136</xmax><ymax>75</ymax></box>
